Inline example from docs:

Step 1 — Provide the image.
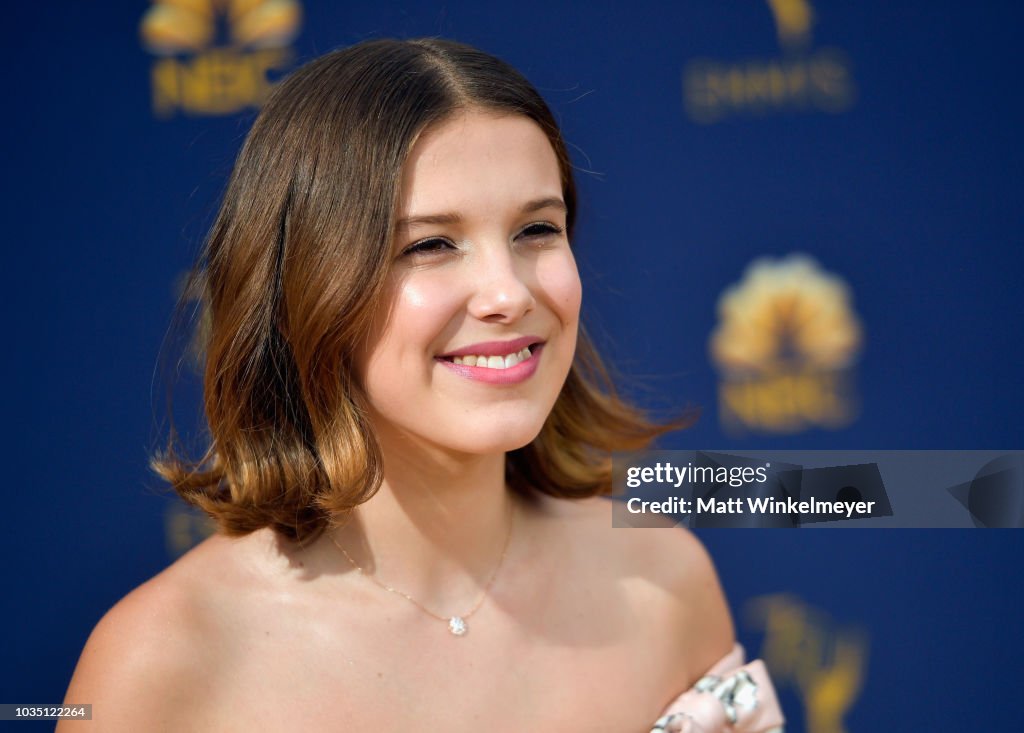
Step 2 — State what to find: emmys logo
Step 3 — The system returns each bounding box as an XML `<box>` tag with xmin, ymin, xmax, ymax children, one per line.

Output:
<box><xmin>747</xmin><ymin>594</ymin><xmax>866</xmax><ymax>733</ymax></box>
<box><xmin>710</xmin><ymin>255</ymin><xmax>863</xmax><ymax>433</ymax></box>
<box><xmin>684</xmin><ymin>0</ymin><xmax>855</xmax><ymax>123</ymax></box>
<box><xmin>140</xmin><ymin>0</ymin><xmax>302</xmax><ymax>118</ymax></box>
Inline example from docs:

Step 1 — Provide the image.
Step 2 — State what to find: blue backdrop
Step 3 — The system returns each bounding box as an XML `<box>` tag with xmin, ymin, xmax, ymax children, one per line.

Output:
<box><xmin>5</xmin><ymin>2</ymin><xmax>1022</xmax><ymax>731</ymax></box>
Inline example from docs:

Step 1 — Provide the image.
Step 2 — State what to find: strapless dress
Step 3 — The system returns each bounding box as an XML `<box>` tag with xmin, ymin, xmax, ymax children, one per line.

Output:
<box><xmin>649</xmin><ymin>644</ymin><xmax>785</xmax><ymax>733</ymax></box>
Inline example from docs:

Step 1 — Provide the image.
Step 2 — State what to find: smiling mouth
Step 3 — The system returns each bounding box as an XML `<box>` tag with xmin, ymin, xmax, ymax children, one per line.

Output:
<box><xmin>440</xmin><ymin>344</ymin><xmax>537</xmax><ymax>370</ymax></box>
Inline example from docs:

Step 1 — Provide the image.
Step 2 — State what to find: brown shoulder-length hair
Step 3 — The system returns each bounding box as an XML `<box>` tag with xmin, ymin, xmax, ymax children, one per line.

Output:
<box><xmin>154</xmin><ymin>38</ymin><xmax>691</xmax><ymax>544</ymax></box>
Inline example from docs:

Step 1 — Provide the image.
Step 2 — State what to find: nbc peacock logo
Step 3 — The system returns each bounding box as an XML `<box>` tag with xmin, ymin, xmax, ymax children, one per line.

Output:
<box><xmin>710</xmin><ymin>255</ymin><xmax>863</xmax><ymax>433</ymax></box>
<box><xmin>140</xmin><ymin>0</ymin><xmax>302</xmax><ymax>118</ymax></box>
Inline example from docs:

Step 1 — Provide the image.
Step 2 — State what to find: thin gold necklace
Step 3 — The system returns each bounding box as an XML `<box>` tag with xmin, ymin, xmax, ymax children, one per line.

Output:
<box><xmin>330</xmin><ymin>499</ymin><xmax>515</xmax><ymax>637</ymax></box>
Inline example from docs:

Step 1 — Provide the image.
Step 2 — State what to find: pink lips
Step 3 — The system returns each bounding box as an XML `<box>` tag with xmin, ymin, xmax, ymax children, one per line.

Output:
<box><xmin>436</xmin><ymin>337</ymin><xmax>544</xmax><ymax>385</ymax></box>
<box><xmin>438</xmin><ymin>335</ymin><xmax>539</xmax><ymax>358</ymax></box>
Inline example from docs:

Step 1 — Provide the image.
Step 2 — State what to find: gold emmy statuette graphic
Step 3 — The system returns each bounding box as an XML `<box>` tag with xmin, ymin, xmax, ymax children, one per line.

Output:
<box><xmin>165</xmin><ymin>504</ymin><xmax>216</xmax><ymax>558</ymax></box>
<box><xmin>766</xmin><ymin>0</ymin><xmax>815</xmax><ymax>48</ymax></box>
<box><xmin>710</xmin><ymin>255</ymin><xmax>863</xmax><ymax>433</ymax></box>
<box><xmin>748</xmin><ymin>594</ymin><xmax>867</xmax><ymax>733</ymax></box>
<box><xmin>140</xmin><ymin>0</ymin><xmax>302</xmax><ymax>117</ymax></box>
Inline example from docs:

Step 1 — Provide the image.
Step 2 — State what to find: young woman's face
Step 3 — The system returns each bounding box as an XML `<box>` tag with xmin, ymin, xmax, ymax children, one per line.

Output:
<box><xmin>355</xmin><ymin>110</ymin><xmax>581</xmax><ymax>458</ymax></box>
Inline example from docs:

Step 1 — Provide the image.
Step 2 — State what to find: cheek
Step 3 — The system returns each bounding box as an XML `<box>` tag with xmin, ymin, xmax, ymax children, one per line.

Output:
<box><xmin>392</xmin><ymin>276</ymin><xmax>467</xmax><ymax>340</ymax></box>
<box><xmin>537</xmin><ymin>250</ymin><xmax>583</xmax><ymax>325</ymax></box>
<box><xmin>359</xmin><ymin>275</ymin><xmax>465</xmax><ymax>374</ymax></box>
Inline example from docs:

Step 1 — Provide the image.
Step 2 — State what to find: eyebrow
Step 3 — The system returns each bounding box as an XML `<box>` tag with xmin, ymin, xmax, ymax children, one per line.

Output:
<box><xmin>395</xmin><ymin>196</ymin><xmax>567</xmax><ymax>231</ymax></box>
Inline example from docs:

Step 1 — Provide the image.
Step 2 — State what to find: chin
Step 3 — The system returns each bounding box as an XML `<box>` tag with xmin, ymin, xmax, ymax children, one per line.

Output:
<box><xmin>441</xmin><ymin>416</ymin><xmax>547</xmax><ymax>456</ymax></box>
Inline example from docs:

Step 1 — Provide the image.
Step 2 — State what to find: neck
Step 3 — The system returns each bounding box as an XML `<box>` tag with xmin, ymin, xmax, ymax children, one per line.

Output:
<box><xmin>330</xmin><ymin>437</ymin><xmax>520</xmax><ymax>612</ymax></box>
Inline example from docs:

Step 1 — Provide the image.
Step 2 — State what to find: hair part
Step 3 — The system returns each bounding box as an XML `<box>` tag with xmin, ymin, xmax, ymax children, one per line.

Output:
<box><xmin>153</xmin><ymin>38</ymin><xmax>687</xmax><ymax>544</ymax></box>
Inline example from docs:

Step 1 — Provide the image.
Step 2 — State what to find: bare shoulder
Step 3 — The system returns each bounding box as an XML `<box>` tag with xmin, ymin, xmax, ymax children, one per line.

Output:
<box><xmin>59</xmin><ymin>534</ymin><xmax>247</xmax><ymax>731</ymax></box>
<box><xmin>537</xmin><ymin>495</ymin><xmax>736</xmax><ymax>681</ymax></box>
<box><xmin>538</xmin><ymin>494</ymin><xmax>729</xmax><ymax>590</ymax></box>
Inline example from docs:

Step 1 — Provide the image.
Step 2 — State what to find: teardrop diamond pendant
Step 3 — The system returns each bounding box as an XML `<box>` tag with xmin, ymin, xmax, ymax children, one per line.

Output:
<box><xmin>448</xmin><ymin>616</ymin><xmax>468</xmax><ymax>636</ymax></box>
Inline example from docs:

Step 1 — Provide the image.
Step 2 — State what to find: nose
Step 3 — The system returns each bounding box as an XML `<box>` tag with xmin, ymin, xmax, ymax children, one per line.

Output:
<box><xmin>466</xmin><ymin>246</ymin><xmax>536</xmax><ymax>323</ymax></box>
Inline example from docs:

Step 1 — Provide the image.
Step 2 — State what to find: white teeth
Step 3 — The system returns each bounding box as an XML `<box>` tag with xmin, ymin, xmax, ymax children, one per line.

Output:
<box><xmin>448</xmin><ymin>346</ymin><xmax>535</xmax><ymax>370</ymax></box>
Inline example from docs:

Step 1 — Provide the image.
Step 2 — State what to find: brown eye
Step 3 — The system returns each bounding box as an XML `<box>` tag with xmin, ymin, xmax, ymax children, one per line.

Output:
<box><xmin>401</xmin><ymin>238</ymin><xmax>455</xmax><ymax>256</ymax></box>
<box><xmin>518</xmin><ymin>222</ymin><xmax>563</xmax><ymax>239</ymax></box>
